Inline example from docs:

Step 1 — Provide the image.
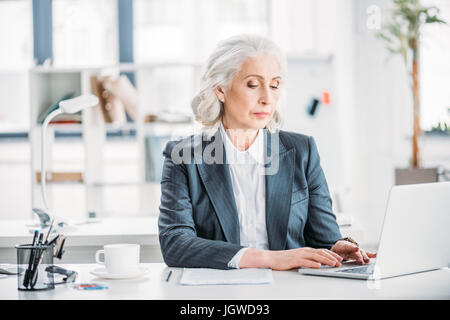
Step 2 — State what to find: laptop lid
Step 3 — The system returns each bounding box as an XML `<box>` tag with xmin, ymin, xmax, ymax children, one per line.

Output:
<box><xmin>374</xmin><ymin>181</ymin><xmax>450</xmax><ymax>279</ymax></box>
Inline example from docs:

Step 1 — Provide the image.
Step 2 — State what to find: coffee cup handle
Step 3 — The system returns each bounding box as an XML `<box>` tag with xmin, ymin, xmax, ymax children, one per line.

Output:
<box><xmin>95</xmin><ymin>249</ymin><xmax>105</xmax><ymax>265</ymax></box>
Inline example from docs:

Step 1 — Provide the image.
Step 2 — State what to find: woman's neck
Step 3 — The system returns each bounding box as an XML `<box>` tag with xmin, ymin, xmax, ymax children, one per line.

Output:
<box><xmin>221</xmin><ymin>119</ymin><xmax>258</xmax><ymax>152</ymax></box>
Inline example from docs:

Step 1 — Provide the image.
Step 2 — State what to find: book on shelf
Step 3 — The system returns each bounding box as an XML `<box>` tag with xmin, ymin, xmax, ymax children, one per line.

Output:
<box><xmin>35</xmin><ymin>171</ymin><xmax>83</xmax><ymax>183</ymax></box>
<box><xmin>49</xmin><ymin>119</ymin><xmax>81</xmax><ymax>125</ymax></box>
<box><xmin>49</xmin><ymin>113</ymin><xmax>82</xmax><ymax>124</ymax></box>
<box><xmin>103</xmin><ymin>75</ymin><xmax>137</xmax><ymax>122</ymax></box>
<box><xmin>90</xmin><ymin>75</ymin><xmax>124</xmax><ymax>124</ymax></box>
<box><xmin>37</xmin><ymin>92</ymin><xmax>76</xmax><ymax>124</ymax></box>
<box><xmin>90</xmin><ymin>75</ymin><xmax>136</xmax><ymax>125</ymax></box>
<box><xmin>144</xmin><ymin>111</ymin><xmax>192</xmax><ymax>124</ymax></box>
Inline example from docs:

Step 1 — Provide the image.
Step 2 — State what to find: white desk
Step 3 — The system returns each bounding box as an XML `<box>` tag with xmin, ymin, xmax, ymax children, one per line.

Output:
<box><xmin>1</xmin><ymin>263</ymin><xmax>449</xmax><ymax>300</ymax></box>
<box><xmin>0</xmin><ymin>218</ymin><xmax>162</xmax><ymax>264</ymax></box>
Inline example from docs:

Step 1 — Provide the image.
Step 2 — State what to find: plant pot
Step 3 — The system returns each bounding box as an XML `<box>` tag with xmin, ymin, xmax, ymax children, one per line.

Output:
<box><xmin>394</xmin><ymin>167</ymin><xmax>439</xmax><ymax>185</ymax></box>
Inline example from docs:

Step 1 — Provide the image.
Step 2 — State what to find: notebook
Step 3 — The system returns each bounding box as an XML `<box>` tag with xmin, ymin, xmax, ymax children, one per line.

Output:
<box><xmin>180</xmin><ymin>268</ymin><xmax>273</xmax><ymax>286</ymax></box>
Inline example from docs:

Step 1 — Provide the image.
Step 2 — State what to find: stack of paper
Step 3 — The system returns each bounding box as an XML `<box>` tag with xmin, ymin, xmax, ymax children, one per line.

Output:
<box><xmin>180</xmin><ymin>268</ymin><xmax>273</xmax><ymax>286</ymax></box>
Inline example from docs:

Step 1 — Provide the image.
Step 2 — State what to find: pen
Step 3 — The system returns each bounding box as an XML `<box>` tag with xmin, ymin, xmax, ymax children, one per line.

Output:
<box><xmin>166</xmin><ymin>270</ymin><xmax>172</xmax><ymax>282</ymax></box>
<box><xmin>37</xmin><ymin>233</ymin><xmax>44</xmax><ymax>246</ymax></box>
<box><xmin>29</xmin><ymin>233</ymin><xmax>45</xmax><ymax>288</ymax></box>
<box><xmin>30</xmin><ymin>249</ymin><xmax>44</xmax><ymax>289</ymax></box>
<box><xmin>23</xmin><ymin>230</ymin><xmax>39</xmax><ymax>287</ymax></box>
<box><xmin>32</xmin><ymin>230</ymin><xmax>39</xmax><ymax>246</ymax></box>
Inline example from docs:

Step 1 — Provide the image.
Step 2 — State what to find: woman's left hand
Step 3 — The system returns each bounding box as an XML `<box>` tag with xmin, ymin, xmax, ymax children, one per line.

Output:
<box><xmin>330</xmin><ymin>240</ymin><xmax>377</xmax><ymax>265</ymax></box>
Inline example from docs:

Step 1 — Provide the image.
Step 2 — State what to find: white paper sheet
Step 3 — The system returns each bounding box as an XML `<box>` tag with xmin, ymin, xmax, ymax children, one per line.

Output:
<box><xmin>179</xmin><ymin>268</ymin><xmax>273</xmax><ymax>286</ymax></box>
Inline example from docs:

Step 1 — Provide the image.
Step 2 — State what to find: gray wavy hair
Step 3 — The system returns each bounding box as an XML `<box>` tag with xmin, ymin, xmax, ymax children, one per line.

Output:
<box><xmin>191</xmin><ymin>34</ymin><xmax>287</xmax><ymax>134</ymax></box>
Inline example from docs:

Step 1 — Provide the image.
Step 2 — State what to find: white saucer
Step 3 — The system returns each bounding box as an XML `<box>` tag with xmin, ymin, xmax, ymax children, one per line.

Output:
<box><xmin>90</xmin><ymin>266</ymin><xmax>150</xmax><ymax>279</ymax></box>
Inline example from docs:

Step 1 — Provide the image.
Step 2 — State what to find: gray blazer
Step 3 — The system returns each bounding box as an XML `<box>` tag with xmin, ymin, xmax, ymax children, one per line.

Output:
<box><xmin>158</xmin><ymin>129</ymin><xmax>342</xmax><ymax>269</ymax></box>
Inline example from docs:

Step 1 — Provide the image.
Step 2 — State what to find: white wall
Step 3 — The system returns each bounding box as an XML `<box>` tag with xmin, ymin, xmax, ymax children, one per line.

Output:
<box><xmin>282</xmin><ymin>0</ymin><xmax>361</xmax><ymax>234</ymax></box>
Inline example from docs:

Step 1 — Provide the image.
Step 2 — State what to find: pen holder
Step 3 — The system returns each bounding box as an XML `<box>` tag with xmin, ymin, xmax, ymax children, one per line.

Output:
<box><xmin>16</xmin><ymin>244</ymin><xmax>55</xmax><ymax>291</ymax></box>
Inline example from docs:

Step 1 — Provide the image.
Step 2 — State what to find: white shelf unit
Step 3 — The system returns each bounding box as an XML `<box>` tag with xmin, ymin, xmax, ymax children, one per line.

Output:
<box><xmin>29</xmin><ymin>63</ymin><xmax>201</xmax><ymax>219</ymax></box>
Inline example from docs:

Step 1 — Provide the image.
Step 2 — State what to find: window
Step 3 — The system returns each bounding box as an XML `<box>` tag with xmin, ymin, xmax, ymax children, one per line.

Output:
<box><xmin>134</xmin><ymin>0</ymin><xmax>191</xmax><ymax>62</ymax></box>
<box><xmin>420</xmin><ymin>0</ymin><xmax>450</xmax><ymax>130</ymax></box>
<box><xmin>133</xmin><ymin>0</ymin><xmax>268</xmax><ymax>64</ymax></box>
<box><xmin>52</xmin><ymin>0</ymin><xmax>118</xmax><ymax>67</ymax></box>
<box><xmin>0</xmin><ymin>0</ymin><xmax>33</xmax><ymax>130</ymax></box>
<box><xmin>0</xmin><ymin>0</ymin><xmax>33</xmax><ymax>69</ymax></box>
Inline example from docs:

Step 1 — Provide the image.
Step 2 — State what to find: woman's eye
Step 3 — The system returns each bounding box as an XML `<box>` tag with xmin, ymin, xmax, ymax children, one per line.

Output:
<box><xmin>270</xmin><ymin>82</ymin><xmax>280</xmax><ymax>89</ymax></box>
<box><xmin>247</xmin><ymin>83</ymin><xmax>258</xmax><ymax>88</ymax></box>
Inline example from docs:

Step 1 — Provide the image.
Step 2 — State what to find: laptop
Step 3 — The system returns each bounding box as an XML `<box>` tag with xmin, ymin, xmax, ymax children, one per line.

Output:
<box><xmin>298</xmin><ymin>181</ymin><xmax>450</xmax><ymax>280</ymax></box>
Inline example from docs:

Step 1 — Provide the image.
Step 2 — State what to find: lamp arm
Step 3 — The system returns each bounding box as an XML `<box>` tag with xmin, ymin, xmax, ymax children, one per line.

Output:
<box><xmin>40</xmin><ymin>108</ymin><xmax>62</xmax><ymax>211</ymax></box>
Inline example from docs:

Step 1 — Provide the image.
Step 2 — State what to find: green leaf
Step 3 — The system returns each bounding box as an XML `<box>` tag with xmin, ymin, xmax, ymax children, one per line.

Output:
<box><xmin>425</xmin><ymin>16</ymin><xmax>447</xmax><ymax>24</ymax></box>
<box><xmin>376</xmin><ymin>32</ymin><xmax>394</xmax><ymax>43</ymax></box>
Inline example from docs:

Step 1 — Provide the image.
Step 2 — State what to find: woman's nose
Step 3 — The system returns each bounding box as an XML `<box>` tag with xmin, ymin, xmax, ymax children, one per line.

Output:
<box><xmin>258</xmin><ymin>86</ymin><xmax>273</xmax><ymax>105</ymax></box>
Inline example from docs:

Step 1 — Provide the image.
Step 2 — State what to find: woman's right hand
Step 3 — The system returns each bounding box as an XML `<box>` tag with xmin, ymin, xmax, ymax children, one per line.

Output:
<box><xmin>239</xmin><ymin>247</ymin><xmax>343</xmax><ymax>270</ymax></box>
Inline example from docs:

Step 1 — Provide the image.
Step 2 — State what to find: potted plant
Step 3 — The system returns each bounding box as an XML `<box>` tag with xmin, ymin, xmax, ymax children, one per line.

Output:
<box><xmin>375</xmin><ymin>0</ymin><xmax>447</xmax><ymax>184</ymax></box>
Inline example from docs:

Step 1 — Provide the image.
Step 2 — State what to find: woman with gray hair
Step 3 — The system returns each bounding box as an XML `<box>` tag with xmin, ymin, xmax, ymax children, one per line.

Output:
<box><xmin>158</xmin><ymin>34</ymin><xmax>375</xmax><ymax>270</ymax></box>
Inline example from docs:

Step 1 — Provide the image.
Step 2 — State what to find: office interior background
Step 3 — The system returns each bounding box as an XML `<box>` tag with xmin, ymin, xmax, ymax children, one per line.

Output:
<box><xmin>0</xmin><ymin>0</ymin><xmax>449</xmax><ymax>249</ymax></box>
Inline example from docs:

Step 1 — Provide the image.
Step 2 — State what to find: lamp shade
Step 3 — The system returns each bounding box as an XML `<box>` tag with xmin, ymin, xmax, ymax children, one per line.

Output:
<box><xmin>59</xmin><ymin>94</ymin><xmax>99</xmax><ymax>114</ymax></box>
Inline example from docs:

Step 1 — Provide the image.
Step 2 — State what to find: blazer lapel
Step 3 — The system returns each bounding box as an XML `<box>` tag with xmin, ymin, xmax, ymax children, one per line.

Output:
<box><xmin>265</xmin><ymin>130</ymin><xmax>295</xmax><ymax>250</ymax></box>
<box><xmin>196</xmin><ymin>130</ymin><xmax>240</xmax><ymax>245</ymax></box>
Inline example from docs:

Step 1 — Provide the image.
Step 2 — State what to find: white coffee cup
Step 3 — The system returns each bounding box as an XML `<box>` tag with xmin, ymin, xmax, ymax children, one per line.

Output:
<box><xmin>95</xmin><ymin>244</ymin><xmax>140</xmax><ymax>274</ymax></box>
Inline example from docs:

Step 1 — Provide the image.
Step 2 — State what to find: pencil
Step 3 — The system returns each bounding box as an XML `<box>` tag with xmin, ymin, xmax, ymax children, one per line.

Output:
<box><xmin>44</xmin><ymin>218</ymin><xmax>55</xmax><ymax>244</ymax></box>
<box><xmin>166</xmin><ymin>270</ymin><xmax>172</xmax><ymax>282</ymax></box>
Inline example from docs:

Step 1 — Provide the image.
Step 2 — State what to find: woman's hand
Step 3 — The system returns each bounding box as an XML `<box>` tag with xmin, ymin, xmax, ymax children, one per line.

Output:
<box><xmin>330</xmin><ymin>240</ymin><xmax>377</xmax><ymax>265</ymax></box>
<box><xmin>268</xmin><ymin>247</ymin><xmax>344</xmax><ymax>270</ymax></box>
<box><xmin>239</xmin><ymin>247</ymin><xmax>343</xmax><ymax>271</ymax></box>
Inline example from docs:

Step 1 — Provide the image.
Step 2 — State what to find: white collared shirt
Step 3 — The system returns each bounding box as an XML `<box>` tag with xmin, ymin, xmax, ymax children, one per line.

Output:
<box><xmin>218</xmin><ymin>122</ymin><xmax>269</xmax><ymax>268</ymax></box>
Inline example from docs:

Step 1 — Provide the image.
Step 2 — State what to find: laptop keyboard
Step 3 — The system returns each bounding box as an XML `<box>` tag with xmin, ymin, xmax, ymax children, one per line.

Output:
<box><xmin>336</xmin><ymin>265</ymin><xmax>374</xmax><ymax>274</ymax></box>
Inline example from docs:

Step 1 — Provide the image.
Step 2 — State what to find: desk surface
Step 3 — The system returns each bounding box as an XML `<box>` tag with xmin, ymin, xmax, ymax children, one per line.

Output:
<box><xmin>1</xmin><ymin>263</ymin><xmax>449</xmax><ymax>300</ymax></box>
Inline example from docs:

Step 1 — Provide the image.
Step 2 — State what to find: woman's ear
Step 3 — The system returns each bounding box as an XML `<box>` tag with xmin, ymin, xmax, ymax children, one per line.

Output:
<box><xmin>214</xmin><ymin>86</ymin><xmax>225</xmax><ymax>103</ymax></box>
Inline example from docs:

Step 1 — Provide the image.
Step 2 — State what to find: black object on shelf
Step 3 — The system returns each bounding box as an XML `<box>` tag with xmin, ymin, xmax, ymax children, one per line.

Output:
<box><xmin>307</xmin><ymin>97</ymin><xmax>321</xmax><ymax>116</ymax></box>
